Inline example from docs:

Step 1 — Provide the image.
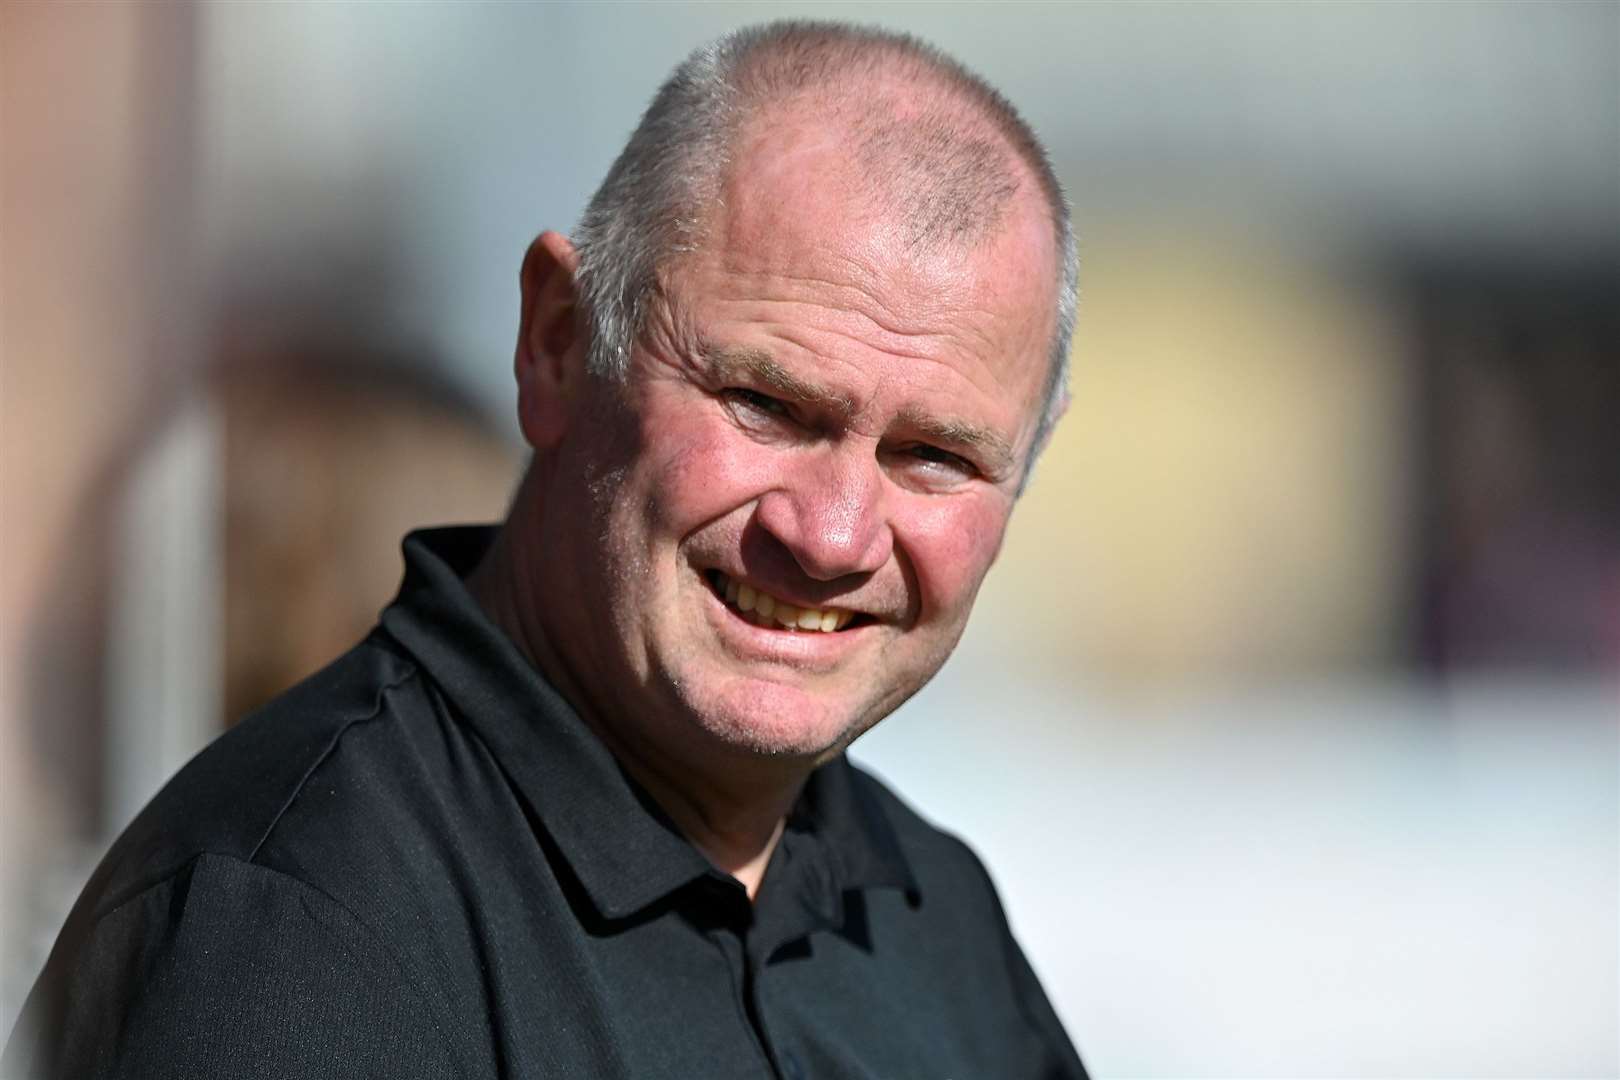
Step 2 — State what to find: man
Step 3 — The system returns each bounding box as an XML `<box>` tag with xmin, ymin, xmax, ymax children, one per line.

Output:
<box><xmin>7</xmin><ymin>20</ymin><xmax>1085</xmax><ymax>1078</ymax></box>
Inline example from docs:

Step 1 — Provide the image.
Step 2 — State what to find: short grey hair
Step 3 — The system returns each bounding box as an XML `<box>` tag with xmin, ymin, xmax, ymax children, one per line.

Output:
<box><xmin>572</xmin><ymin>20</ymin><xmax>1079</xmax><ymax>483</ymax></box>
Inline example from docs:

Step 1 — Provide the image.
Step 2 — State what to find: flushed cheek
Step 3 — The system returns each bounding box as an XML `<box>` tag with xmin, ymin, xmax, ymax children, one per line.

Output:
<box><xmin>642</xmin><ymin>416</ymin><xmax>785</xmax><ymax>527</ymax></box>
<box><xmin>897</xmin><ymin>499</ymin><xmax>1010</xmax><ymax>622</ymax></box>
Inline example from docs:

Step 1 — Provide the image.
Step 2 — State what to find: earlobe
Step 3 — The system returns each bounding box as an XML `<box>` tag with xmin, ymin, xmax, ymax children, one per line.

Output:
<box><xmin>515</xmin><ymin>230</ymin><xmax>585</xmax><ymax>450</ymax></box>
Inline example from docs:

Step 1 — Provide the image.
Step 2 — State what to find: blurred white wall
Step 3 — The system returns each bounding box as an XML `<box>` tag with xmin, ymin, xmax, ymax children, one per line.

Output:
<box><xmin>855</xmin><ymin>664</ymin><xmax>1619</xmax><ymax>1076</ymax></box>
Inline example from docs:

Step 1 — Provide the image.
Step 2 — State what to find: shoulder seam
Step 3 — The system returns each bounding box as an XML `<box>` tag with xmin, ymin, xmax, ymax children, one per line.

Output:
<box><xmin>244</xmin><ymin>662</ymin><xmax>423</xmax><ymax>864</ymax></box>
<box><xmin>85</xmin><ymin>661</ymin><xmax>428</xmax><ymax>921</ymax></box>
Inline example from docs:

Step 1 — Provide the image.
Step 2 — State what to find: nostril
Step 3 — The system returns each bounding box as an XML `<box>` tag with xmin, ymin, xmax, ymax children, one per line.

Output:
<box><xmin>752</xmin><ymin>481</ymin><xmax>891</xmax><ymax>582</ymax></box>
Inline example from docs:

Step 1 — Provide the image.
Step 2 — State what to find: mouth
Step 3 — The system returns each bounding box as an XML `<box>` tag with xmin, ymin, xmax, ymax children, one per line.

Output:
<box><xmin>704</xmin><ymin>570</ymin><xmax>871</xmax><ymax>634</ymax></box>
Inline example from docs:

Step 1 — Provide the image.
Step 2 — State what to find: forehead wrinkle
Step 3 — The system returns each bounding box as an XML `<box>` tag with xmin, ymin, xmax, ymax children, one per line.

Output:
<box><xmin>701</xmin><ymin>342</ymin><xmax>856</xmax><ymax>418</ymax></box>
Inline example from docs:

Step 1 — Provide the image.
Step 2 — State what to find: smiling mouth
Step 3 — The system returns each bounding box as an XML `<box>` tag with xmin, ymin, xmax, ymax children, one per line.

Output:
<box><xmin>704</xmin><ymin>570</ymin><xmax>867</xmax><ymax>633</ymax></box>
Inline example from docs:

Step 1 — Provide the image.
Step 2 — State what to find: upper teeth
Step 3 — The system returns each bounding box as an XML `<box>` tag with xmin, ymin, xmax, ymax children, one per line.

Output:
<box><xmin>715</xmin><ymin>572</ymin><xmax>853</xmax><ymax>633</ymax></box>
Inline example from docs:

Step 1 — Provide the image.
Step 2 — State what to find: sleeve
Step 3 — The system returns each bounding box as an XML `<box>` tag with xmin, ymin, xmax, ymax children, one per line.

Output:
<box><xmin>4</xmin><ymin>853</ymin><xmax>462</xmax><ymax>1080</ymax></box>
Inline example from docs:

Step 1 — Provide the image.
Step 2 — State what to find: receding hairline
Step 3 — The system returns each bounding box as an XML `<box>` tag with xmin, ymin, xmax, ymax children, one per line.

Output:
<box><xmin>699</xmin><ymin>29</ymin><xmax>1066</xmax><ymax>252</ymax></box>
<box><xmin>719</xmin><ymin>22</ymin><xmax>1062</xmax><ymax>202</ymax></box>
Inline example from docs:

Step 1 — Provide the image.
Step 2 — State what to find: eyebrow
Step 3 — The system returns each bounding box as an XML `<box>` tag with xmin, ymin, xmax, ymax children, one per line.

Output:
<box><xmin>703</xmin><ymin>345</ymin><xmax>855</xmax><ymax>417</ymax></box>
<box><xmin>703</xmin><ymin>343</ymin><xmax>1019</xmax><ymax>477</ymax></box>
<box><xmin>898</xmin><ymin>407</ymin><xmax>1017</xmax><ymax>476</ymax></box>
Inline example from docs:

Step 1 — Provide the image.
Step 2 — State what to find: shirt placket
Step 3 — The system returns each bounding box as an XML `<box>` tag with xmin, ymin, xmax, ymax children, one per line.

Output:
<box><xmin>738</xmin><ymin>831</ymin><xmax>845</xmax><ymax>1080</ymax></box>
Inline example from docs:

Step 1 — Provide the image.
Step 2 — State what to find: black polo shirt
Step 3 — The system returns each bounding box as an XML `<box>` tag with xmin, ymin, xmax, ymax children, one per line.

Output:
<box><xmin>6</xmin><ymin>528</ymin><xmax>1087</xmax><ymax>1079</ymax></box>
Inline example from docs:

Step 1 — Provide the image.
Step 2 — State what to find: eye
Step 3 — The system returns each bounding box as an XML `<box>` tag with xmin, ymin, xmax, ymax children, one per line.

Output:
<box><xmin>910</xmin><ymin>443</ymin><xmax>964</xmax><ymax>466</ymax></box>
<box><xmin>722</xmin><ymin>387</ymin><xmax>792</xmax><ymax>420</ymax></box>
<box><xmin>899</xmin><ymin>443</ymin><xmax>979</xmax><ymax>482</ymax></box>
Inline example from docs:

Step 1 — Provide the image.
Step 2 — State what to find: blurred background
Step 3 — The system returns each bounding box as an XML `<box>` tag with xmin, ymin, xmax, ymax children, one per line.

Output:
<box><xmin>2</xmin><ymin>2</ymin><xmax>1616</xmax><ymax>1075</ymax></box>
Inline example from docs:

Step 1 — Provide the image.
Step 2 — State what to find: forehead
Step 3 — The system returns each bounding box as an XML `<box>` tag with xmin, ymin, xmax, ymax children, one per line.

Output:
<box><xmin>667</xmin><ymin>113</ymin><xmax>1058</xmax><ymax>442</ymax></box>
<box><xmin>722</xmin><ymin>109</ymin><xmax>1054</xmax><ymax>308</ymax></box>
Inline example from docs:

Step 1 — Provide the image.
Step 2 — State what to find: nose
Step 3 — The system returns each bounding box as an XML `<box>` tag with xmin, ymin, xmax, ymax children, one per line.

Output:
<box><xmin>754</xmin><ymin>448</ymin><xmax>892</xmax><ymax>581</ymax></box>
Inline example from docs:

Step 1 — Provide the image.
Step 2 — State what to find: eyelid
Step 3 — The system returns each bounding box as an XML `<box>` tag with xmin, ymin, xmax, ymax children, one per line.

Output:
<box><xmin>722</xmin><ymin>386</ymin><xmax>794</xmax><ymax>423</ymax></box>
<box><xmin>917</xmin><ymin>444</ymin><xmax>977</xmax><ymax>472</ymax></box>
<box><xmin>889</xmin><ymin>442</ymin><xmax>982</xmax><ymax>486</ymax></box>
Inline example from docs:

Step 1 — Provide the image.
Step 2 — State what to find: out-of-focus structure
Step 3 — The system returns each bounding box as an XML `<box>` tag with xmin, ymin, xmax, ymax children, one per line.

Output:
<box><xmin>4</xmin><ymin>4</ymin><xmax>1615</xmax><ymax>1075</ymax></box>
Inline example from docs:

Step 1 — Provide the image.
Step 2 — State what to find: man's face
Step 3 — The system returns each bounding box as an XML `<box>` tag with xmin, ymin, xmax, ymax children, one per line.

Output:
<box><xmin>541</xmin><ymin>124</ymin><xmax>1057</xmax><ymax>769</ymax></box>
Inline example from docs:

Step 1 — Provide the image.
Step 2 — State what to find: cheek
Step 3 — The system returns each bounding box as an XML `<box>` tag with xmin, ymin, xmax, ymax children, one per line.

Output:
<box><xmin>897</xmin><ymin>498</ymin><xmax>1010</xmax><ymax>618</ymax></box>
<box><xmin>638</xmin><ymin>412</ymin><xmax>777</xmax><ymax>531</ymax></box>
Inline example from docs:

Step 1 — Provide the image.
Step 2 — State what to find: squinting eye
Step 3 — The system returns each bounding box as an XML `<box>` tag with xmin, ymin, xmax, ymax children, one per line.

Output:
<box><xmin>724</xmin><ymin>388</ymin><xmax>790</xmax><ymax>418</ymax></box>
<box><xmin>907</xmin><ymin>444</ymin><xmax>976</xmax><ymax>475</ymax></box>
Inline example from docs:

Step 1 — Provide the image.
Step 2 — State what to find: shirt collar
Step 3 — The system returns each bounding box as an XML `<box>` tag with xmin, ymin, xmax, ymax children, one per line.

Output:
<box><xmin>379</xmin><ymin>526</ymin><xmax>917</xmax><ymax>922</ymax></box>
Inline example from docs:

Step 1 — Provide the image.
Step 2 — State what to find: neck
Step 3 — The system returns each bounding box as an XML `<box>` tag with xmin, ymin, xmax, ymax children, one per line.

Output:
<box><xmin>592</xmin><ymin>728</ymin><xmax>796</xmax><ymax>898</ymax></box>
<box><xmin>468</xmin><ymin>483</ymin><xmax>800</xmax><ymax>899</ymax></box>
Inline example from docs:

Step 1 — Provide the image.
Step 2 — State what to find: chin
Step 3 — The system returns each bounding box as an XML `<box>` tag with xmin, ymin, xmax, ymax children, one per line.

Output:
<box><xmin>681</xmin><ymin>677</ymin><xmax>869</xmax><ymax>761</ymax></box>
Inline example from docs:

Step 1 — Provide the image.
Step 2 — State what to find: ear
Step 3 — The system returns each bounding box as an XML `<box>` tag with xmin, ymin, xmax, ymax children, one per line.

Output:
<box><xmin>514</xmin><ymin>231</ymin><xmax>585</xmax><ymax>450</ymax></box>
